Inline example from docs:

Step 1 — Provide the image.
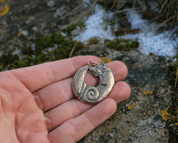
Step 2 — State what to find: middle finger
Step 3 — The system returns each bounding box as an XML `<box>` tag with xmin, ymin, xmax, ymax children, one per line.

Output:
<box><xmin>45</xmin><ymin>80</ymin><xmax>130</xmax><ymax>132</ymax></box>
<box><xmin>33</xmin><ymin>61</ymin><xmax>128</xmax><ymax>112</ymax></box>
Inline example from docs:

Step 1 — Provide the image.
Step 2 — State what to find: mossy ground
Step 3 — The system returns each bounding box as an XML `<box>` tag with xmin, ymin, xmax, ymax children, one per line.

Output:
<box><xmin>0</xmin><ymin>22</ymin><xmax>140</xmax><ymax>72</ymax></box>
<box><xmin>0</xmin><ymin>22</ymin><xmax>87</xmax><ymax>71</ymax></box>
<box><xmin>104</xmin><ymin>38</ymin><xmax>139</xmax><ymax>51</ymax></box>
<box><xmin>61</xmin><ymin>21</ymin><xmax>85</xmax><ymax>37</ymax></box>
<box><xmin>87</xmin><ymin>37</ymin><xmax>101</xmax><ymax>45</ymax></box>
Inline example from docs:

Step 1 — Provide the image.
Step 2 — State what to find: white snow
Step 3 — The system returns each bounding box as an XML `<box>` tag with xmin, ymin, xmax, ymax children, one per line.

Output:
<box><xmin>73</xmin><ymin>1</ymin><xmax>178</xmax><ymax>58</ymax></box>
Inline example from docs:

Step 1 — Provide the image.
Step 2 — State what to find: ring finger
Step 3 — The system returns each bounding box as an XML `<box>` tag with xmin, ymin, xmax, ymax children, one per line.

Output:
<box><xmin>33</xmin><ymin>61</ymin><xmax>128</xmax><ymax>112</ymax></box>
<box><xmin>45</xmin><ymin>80</ymin><xmax>130</xmax><ymax>132</ymax></box>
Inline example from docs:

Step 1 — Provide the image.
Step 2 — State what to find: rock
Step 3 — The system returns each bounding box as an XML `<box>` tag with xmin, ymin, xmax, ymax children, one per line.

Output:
<box><xmin>109</xmin><ymin>132</ymin><xmax>115</xmax><ymax>137</ymax></box>
<box><xmin>31</xmin><ymin>43</ymin><xmax>36</xmax><ymax>50</ymax></box>
<box><xmin>77</xmin><ymin>44</ymin><xmax>173</xmax><ymax>143</ymax></box>
<box><xmin>0</xmin><ymin>0</ymin><xmax>91</xmax><ymax>55</ymax></box>
<box><xmin>53</xmin><ymin>6</ymin><xmax>67</xmax><ymax>18</ymax></box>
<box><xmin>21</xmin><ymin>30</ymin><xmax>28</xmax><ymax>36</ymax></box>
<box><xmin>2</xmin><ymin>20</ymin><xmax>8</xmax><ymax>27</ymax></box>
<box><xmin>12</xmin><ymin>49</ymin><xmax>21</xmax><ymax>55</ymax></box>
<box><xmin>32</xmin><ymin>26</ymin><xmax>37</xmax><ymax>31</ymax></box>
<box><xmin>10</xmin><ymin>16</ymin><xmax>17</xmax><ymax>22</ymax></box>
<box><xmin>47</xmin><ymin>1</ymin><xmax>55</xmax><ymax>7</ymax></box>
<box><xmin>24</xmin><ymin>4</ymin><xmax>29</xmax><ymax>8</ymax></box>
<box><xmin>71</xmin><ymin>26</ymin><xmax>82</xmax><ymax>36</ymax></box>
<box><xmin>26</xmin><ymin>16</ymin><xmax>36</xmax><ymax>24</ymax></box>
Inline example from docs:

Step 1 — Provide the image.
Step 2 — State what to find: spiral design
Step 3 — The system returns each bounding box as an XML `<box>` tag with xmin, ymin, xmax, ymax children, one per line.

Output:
<box><xmin>72</xmin><ymin>60</ymin><xmax>115</xmax><ymax>103</ymax></box>
<box><xmin>83</xmin><ymin>86</ymin><xmax>99</xmax><ymax>100</ymax></box>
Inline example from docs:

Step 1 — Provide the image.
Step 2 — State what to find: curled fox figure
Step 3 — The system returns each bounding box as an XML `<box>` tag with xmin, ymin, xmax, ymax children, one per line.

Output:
<box><xmin>72</xmin><ymin>60</ymin><xmax>115</xmax><ymax>104</ymax></box>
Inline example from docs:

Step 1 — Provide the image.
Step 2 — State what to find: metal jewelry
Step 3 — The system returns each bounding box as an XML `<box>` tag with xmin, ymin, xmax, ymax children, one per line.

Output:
<box><xmin>72</xmin><ymin>60</ymin><xmax>115</xmax><ymax>104</ymax></box>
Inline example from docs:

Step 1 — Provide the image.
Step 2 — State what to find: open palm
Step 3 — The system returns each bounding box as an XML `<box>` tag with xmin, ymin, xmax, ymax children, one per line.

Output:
<box><xmin>0</xmin><ymin>56</ymin><xmax>130</xmax><ymax>143</ymax></box>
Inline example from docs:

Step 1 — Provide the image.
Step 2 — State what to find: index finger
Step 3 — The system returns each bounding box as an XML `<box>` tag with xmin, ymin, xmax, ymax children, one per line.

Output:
<box><xmin>9</xmin><ymin>56</ymin><xmax>100</xmax><ymax>92</ymax></box>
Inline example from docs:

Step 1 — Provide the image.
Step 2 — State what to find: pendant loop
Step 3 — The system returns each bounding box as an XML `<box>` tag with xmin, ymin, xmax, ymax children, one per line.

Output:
<box><xmin>72</xmin><ymin>60</ymin><xmax>115</xmax><ymax>104</ymax></box>
<box><xmin>88</xmin><ymin>61</ymin><xmax>98</xmax><ymax>67</ymax></box>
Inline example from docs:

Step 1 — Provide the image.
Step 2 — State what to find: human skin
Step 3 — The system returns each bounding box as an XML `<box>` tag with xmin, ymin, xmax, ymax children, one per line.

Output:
<box><xmin>0</xmin><ymin>56</ymin><xmax>131</xmax><ymax>143</ymax></box>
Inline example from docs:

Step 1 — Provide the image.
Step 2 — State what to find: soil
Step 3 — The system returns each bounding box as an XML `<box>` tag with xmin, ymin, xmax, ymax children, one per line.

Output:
<box><xmin>0</xmin><ymin>0</ymin><xmax>90</xmax><ymax>56</ymax></box>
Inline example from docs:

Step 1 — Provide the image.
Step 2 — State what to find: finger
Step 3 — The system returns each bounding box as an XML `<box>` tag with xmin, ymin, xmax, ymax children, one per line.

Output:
<box><xmin>34</xmin><ymin>61</ymin><xmax>128</xmax><ymax>112</ymax></box>
<box><xmin>44</xmin><ymin>81</ymin><xmax>130</xmax><ymax>132</ymax></box>
<box><xmin>10</xmin><ymin>56</ymin><xmax>100</xmax><ymax>92</ymax></box>
<box><xmin>48</xmin><ymin>98</ymin><xmax>117</xmax><ymax>143</ymax></box>
<box><xmin>108</xmin><ymin>81</ymin><xmax>131</xmax><ymax>103</ymax></box>
<box><xmin>45</xmin><ymin>99</ymin><xmax>92</xmax><ymax>132</ymax></box>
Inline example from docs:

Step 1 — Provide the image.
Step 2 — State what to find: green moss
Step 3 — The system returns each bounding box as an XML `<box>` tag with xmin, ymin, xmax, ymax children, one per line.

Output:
<box><xmin>0</xmin><ymin>53</ymin><xmax>19</xmax><ymax>67</ymax></box>
<box><xmin>51</xmin><ymin>32</ymin><xmax>65</xmax><ymax>44</ymax></box>
<box><xmin>0</xmin><ymin>23</ymin><xmax>86</xmax><ymax>71</ymax></box>
<box><xmin>61</xmin><ymin>21</ymin><xmax>85</xmax><ymax>37</ymax></box>
<box><xmin>22</xmin><ymin>46</ymin><xmax>34</xmax><ymax>56</ymax></box>
<box><xmin>104</xmin><ymin>38</ymin><xmax>139</xmax><ymax>51</ymax></box>
<box><xmin>35</xmin><ymin>35</ymin><xmax>54</xmax><ymax>54</ymax></box>
<box><xmin>87</xmin><ymin>37</ymin><xmax>101</xmax><ymax>45</ymax></box>
<box><xmin>9</xmin><ymin>55</ymin><xmax>33</xmax><ymax>69</ymax></box>
<box><xmin>0</xmin><ymin>64</ymin><xmax>3</xmax><ymax>71</ymax></box>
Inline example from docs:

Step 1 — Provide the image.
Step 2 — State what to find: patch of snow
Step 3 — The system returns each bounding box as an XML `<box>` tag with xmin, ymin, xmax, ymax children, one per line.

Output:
<box><xmin>74</xmin><ymin>1</ymin><xmax>178</xmax><ymax>58</ymax></box>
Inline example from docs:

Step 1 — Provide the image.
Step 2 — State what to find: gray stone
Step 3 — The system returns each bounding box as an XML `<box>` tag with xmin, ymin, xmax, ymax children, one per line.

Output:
<box><xmin>10</xmin><ymin>16</ymin><xmax>17</xmax><ymax>22</ymax></box>
<box><xmin>47</xmin><ymin>1</ymin><xmax>55</xmax><ymax>7</ymax></box>
<box><xmin>24</xmin><ymin>4</ymin><xmax>29</xmax><ymax>8</ymax></box>
<box><xmin>32</xmin><ymin>26</ymin><xmax>37</xmax><ymax>31</ymax></box>
<box><xmin>53</xmin><ymin>6</ymin><xmax>67</xmax><ymax>18</ymax></box>
<box><xmin>71</xmin><ymin>26</ymin><xmax>82</xmax><ymax>36</ymax></box>
<box><xmin>26</xmin><ymin>16</ymin><xmax>36</xmax><ymax>24</ymax></box>
<box><xmin>60</xmin><ymin>32</ymin><xmax>68</xmax><ymax>37</ymax></box>
<box><xmin>21</xmin><ymin>30</ymin><xmax>28</xmax><ymax>36</ymax></box>
<box><xmin>31</xmin><ymin>43</ymin><xmax>36</xmax><ymax>50</ymax></box>
<box><xmin>0</xmin><ymin>0</ymin><xmax>92</xmax><ymax>56</ymax></box>
<box><xmin>12</xmin><ymin>49</ymin><xmax>21</xmax><ymax>55</ymax></box>
<box><xmin>77</xmin><ymin>44</ymin><xmax>173</xmax><ymax>143</ymax></box>
<box><xmin>2</xmin><ymin>20</ymin><xmax>8</xmax><ymax>28</ymax></box>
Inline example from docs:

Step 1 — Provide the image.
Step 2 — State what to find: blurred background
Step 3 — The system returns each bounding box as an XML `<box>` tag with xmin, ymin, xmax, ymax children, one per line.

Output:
<box><xmin>0</xmin><ymin>0</ymin><xmax>178</xmax><ymax>68</ymax></box>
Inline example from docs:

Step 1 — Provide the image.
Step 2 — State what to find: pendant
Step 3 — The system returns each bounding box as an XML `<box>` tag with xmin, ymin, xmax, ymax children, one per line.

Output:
<box><xmin>72</xmin><ymin>60</ymin><xmax>115</xmax><ymax>104</ymax></box>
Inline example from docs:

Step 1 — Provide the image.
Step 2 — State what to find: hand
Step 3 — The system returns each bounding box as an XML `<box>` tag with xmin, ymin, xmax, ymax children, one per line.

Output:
<box><xmin>0</xmin><ymin>56</ymin><xmax>131</xmax><ymax>143</ymax></box>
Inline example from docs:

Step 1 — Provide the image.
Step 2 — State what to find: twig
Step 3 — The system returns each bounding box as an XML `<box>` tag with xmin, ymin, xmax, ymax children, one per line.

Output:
<box><xmin>166</xmin><ymin>3</ymin><xmax>170</xmax><ymax>20</ymax></box>
<box><xmin>104</xmin><ymin>9</ymin><xmax>144</xmax><ymax>28</ymax></box>
<box><xmin>168</xmin><ymin>15</ymin><xmax>176</xmax><ymax>34</ymax></box>
<box><xmin>137</xmin><ymin>0</ymin><xmax>152</xmax><ymax>11</ymax></box>
<box><xmin>111</xmin><ymin>0</ymin><xmax>117</xmax><ymax>9</ymax></box>
<box><xmin>175</xmin><ymin>68</ymin><xmax>178</xmax><ymax>87</ymax></box>
<box><xmin>58</xmin><ymin>0</ymin><xmax>88</xmax><ymax>21</ymax></box>
<box><xmin>92</xmin><ymin>0</ymin><xmax>98</xmax><ymax>15</ymax></box>
<box><xmin>160</xmin><ymin>0</ymin><xmax>168</xmax><ymax>13</ymax></box>
<box><xmin>132</xmin><ymin>0</ymin><xmax>137</xmax><ymax>8</ymax></box>
<box><xmin>147</xmin><ymin>15</ymin><xmax>175</xmax><ymax>36</ymax></box>
<box><xmin>69</xmin><ymin>42</ymin><xmax>78</xmax><ymax>58</ymax></box>
<box><xmin>149</xmin><ymin>14</ymin><xmax>176</xmax><ymax>37</ymax></box>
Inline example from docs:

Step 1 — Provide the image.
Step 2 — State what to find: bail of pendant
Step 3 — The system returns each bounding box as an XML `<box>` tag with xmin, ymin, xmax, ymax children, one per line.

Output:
<box><xmin>88</xmin><ymin>61</ymin><xmax>98</xmax><ymax>67</ymax></box>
